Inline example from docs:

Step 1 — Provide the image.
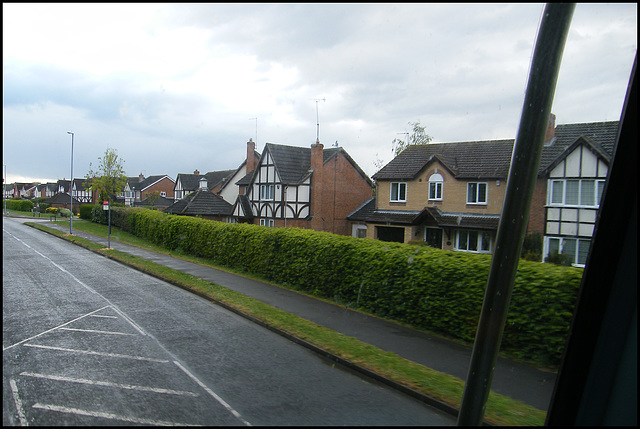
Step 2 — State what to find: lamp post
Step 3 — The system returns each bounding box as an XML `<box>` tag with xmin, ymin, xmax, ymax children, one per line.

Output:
<box><xmin>3</xmin><ymin>164</ymin><xmax>7</xmax><ymax>215</ymax></box>
<box><xmin>67</xmin><ymin>131</ymin><xmax>74</xmax><ymax>234</ymax></box>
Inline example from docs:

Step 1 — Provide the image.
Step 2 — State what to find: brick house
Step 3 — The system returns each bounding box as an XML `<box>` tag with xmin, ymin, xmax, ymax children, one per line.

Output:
<box><xmin>349</xmin><ymin>115</ymin><xmax>619</xmax><ymax>266</ymax></box>
<box><xmin>123</xmin><ymin>174</ymin><xmax>176</xmax><ymax>206</ymax></box>
<box><xmin>173</xmin><ymin>170</ymin><xmax>234</xmax><ymax>201</ymax></box>
<box><xmin>231</xmin><ymin>140</ymin><xmax>374</xmax><ymax>236</ymax></box>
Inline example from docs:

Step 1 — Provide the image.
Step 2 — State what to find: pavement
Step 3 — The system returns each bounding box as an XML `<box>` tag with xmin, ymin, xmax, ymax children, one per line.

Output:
<box><xmin>16</xmin><ymin>215</ymin><xmax>557</xmax><ymax>416</ymax></box>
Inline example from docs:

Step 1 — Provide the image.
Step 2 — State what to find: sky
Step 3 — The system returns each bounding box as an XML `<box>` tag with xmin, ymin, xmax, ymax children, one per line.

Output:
<box><xmin>3</xmin><ymin>3</ymin><xmax>637</xmax><ymax>185</ymax></box>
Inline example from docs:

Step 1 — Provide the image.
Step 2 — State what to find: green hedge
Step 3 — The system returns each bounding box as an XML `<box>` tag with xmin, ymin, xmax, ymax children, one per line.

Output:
<box><xmin>102</xmin><ymin>208</ymin><xmax>581</xmax><ymax>366</ymax></box>
<box><xmin>6</xmin><ymin>198</ymin><xmax>34</xmax><ymax>212</ymax></box>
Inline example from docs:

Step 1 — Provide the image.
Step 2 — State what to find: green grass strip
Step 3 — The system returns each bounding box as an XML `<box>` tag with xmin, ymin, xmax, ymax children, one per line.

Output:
<box><xmin>27</xmin><ymin>220</ymin><xmax>546</xmax><ymax>426</ymax></box>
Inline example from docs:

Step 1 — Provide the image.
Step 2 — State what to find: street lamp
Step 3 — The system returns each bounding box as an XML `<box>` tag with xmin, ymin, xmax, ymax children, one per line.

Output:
<box><xmin>3</xmin><ymin>164</ymin><xmax>7</xmax><ymax>215</ymax></box>
<box><xmin>67</xmin><ymin>131</ymin><xmax>74</xmax><ymax>234</ymax></box>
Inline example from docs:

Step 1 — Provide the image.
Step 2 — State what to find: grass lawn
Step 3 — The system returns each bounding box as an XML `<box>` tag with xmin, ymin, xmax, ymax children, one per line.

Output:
<box><xmin>27</xmin><ymin>218</ymin><xmax>548</xmax><ymax>426</ymax></box>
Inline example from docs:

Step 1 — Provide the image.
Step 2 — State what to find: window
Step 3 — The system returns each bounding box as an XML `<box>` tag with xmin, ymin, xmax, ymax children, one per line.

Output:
<box><xmin>548</xmin><ymin>179</ymin><xmax>605</xmax><ymax>207</ymax></box>
<box><xmin>260</xmin><ymin>184</ymin><xmax>274</xmax><ymax>200</ymax></box>
<box><xmin>428</xmin><ymin>174</ymin><xmax>443</xmax><ymax>200</ymax></box>
<box><xmin>390</xmin><ymin>182</ymin><xmax>407</xmax><ymax>202</ymax></box>
<box><xmin>467</xmin><ymin>182</ymin><xmax>487</xmax><ymax>204</ymax></box>
<box><xmin>260</xmin><ymin>219</ymin><xmax>274</xmax><ymax>227</ymax></box>
<box><xmin>546</xmin><ymin>237</ymin><xmax>591</xmax><ymax>266</ymax></box>
<box><xmin>455</xmin><ymin>230</ymin><xmax>491</xmax><ymax>253</ymax></box>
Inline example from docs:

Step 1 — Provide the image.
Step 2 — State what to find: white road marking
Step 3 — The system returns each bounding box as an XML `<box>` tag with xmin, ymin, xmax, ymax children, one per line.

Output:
<box><xmin>3</xmin><ymin>306</ymin><xmax>110</xmax><ymax>351</ymax></box>
<box><xmin>20</xmin><ymin>372</ymin><xmax>199</xmax><ymax>397</ymax></box>
<box><xmin>174</xmin><ymin>360</ymin><xmax>252</xmax><ymax>426</ymax></box>
<box><xmin>32</xmin><ymin>403</ymin><xmax>193</xmax><ymax>426</ymax></box>
<box><xmin>59</xmin><ymin>327</ymin><xmax>136</xmax><ymax>336</ymax></box>
<box><xmin>9</xmin><ymin>379</ymin><xmax>28</xmax><ymax>426</ymax></box>
<box><xmin>23</xmin><ymin>343</ymin><xmax>169</xmax><ymax>363</ymax></box>
<box><xmin>89</xmin><ymin>314</ymin><xmax>117</xmax><ymax>319</ymax></box>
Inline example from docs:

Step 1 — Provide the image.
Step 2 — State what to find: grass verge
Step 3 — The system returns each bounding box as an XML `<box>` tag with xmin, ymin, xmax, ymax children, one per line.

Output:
<box><xmin>27</xmin><ymin>219</ymin><xmax>547</xmax><ymax>426</ymax></box>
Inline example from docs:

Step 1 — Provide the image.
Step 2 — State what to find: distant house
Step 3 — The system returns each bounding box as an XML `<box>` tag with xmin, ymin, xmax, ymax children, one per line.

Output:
<box><xmin>133</xmin><ymin>195</ymin><xmax>175</xmax><ymax>211</ymax></box>
<box><xmin>123</xmin><ymin>174</ymin><xmax>176</xmax><ymax>206</ymax></box>
<box><xmin>232</xmin><ymin>140</ymin><xmax>374</xmax><ymax>236</ymax></box>
<box><xmin>71</xmin><ymin>178</ymin><xmax>93</xmax><ymax>204</ymax></box>
<box><xmin>164</xmin><ymin>177</ymin><xmax>233</xmax><ymax>221</ymax></box>
<box><xmin>216</xmin><ymin>139</ymin><xmax>262</xmax><ymax>203</ymax></box>
<box><xmin>45</xmin><ymin>192</ymin><xmax>81</xmax><ymax>213</ymax></box>
<box><xmin>348</xmin><ymin>114</ymin><xmax>619</xmax><ymax>267</ymax></box>
<box><xmin>173</xmin><ymin>169</ymin><xmax>236</xmax><ymax>201</ymax></box>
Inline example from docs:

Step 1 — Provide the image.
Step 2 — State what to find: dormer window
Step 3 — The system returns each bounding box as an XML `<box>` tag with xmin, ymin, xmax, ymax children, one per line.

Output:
<box><xmin>199</xmin><ymin>178</ymin><xmax>208</xmax><ymax>190</ymax></box>
<box><xmin>428</xmin><ymin>173</ymin><xmax>443</xmax><ymax>200</ymax></box>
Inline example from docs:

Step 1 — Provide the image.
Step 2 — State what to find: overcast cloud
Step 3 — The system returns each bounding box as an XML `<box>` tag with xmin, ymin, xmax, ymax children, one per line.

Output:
<box><xmin>2</xmin><ymin>3</ymin><xmax>637</xmax><ymax>184</ymax></box>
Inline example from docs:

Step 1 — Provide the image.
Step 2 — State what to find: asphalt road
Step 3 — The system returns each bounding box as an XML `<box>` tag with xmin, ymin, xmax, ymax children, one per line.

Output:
<box><xmin>3</xmin><ymin>217</ymin><xmax>457</xmax><ymax>426</ymax></box>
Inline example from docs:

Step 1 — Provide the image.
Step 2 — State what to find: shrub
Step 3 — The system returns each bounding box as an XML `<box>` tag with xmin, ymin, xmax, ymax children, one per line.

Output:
<box><xmin>521</xmin><ymin>232</ymin><xmax>543</xmax><ymax>261</ymax></box>
<box><xmin>79</xmin><ymin>204</ymin><xmax>94</xmax><ymax>220</ymax></box>
<box><xmin>96</xmin><ymin>208</ymin><xmax>583</xmax><ymax>366</ymax></box>
<box><xmin>6</xmin><ymin>199</ymin><xmax>34</xmax><ymax>212</ymax></box>
<box><xmin>545</xmin><ymin>250</ymin><xmax>573</xmax><ymax>266</ymax></box>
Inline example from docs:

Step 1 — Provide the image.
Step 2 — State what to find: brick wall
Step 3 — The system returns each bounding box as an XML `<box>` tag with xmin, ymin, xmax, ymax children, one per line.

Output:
<box><xmin>527</xmin><ymin>178</ymin><xmax>547</xmax><ymax>235</ymax></box>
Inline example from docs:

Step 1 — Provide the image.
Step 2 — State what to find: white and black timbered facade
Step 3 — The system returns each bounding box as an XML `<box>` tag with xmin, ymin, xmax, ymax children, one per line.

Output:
<box><xmin>233</xmin><ymin>145</ymin><xmax>312</xmax><ymax>225</ymax></box>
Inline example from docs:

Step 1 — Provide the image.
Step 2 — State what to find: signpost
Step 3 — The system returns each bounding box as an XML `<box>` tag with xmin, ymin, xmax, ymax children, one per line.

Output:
<box><xmin>103</xmin><ymin>200</ymin><xmax>111</xmax><ymax>248</ymax></box>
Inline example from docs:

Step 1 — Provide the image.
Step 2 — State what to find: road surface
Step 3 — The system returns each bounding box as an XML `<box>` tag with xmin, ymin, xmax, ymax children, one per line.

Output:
<box><xmin>3</xmin><ymin>217</ymin><xmax>456</xmax><ymax>426</ymax></box>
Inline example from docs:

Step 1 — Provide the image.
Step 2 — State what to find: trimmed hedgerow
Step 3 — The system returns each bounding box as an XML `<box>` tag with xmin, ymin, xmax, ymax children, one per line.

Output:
<box><xmin>106</xmin><ymin>208</ymin><xmax>582</xmax><ymax>366</ymax></box>
<box><xmin>6</xmin><ymin>198</ymin><xmax>34</xmax><ymax>212</ymax></box>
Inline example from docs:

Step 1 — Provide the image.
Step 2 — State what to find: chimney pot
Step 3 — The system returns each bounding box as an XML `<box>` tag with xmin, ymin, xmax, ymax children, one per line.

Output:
<box><xmin>194</xmin><ymin>169</ymin><xmax>200</xmax><ymax>175</ymax></box>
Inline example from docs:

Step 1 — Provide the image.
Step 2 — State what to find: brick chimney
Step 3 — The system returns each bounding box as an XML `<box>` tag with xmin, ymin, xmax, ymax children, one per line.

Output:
<box><xmin>544</xmin><ymin>113</ymin><xmax>556</xmax><ymax>144</ymax></box>
<box><xmin>194</xmin><ymin>169</ymin><xmax>200</xmax><ymax>175</ymax></box>
<box><xmin>246</xmin><ymin>139</ymin><xmax>256</xmax><ymax>173</ymax></box>
<box><xmin>138</xmin><ymin>173</ymin><xmax>144</xmax><ymax>182</ymax></box>
<box><xmin>310</xmin><ymin>140</ymin><xmax>324</xmax><ymax>230</ymax></box>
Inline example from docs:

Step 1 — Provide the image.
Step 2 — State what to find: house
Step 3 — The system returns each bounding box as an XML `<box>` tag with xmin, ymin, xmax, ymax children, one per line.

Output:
<box><xmin>349</xmin><ymin>139</ymin><xmax>514</xmax><ymax>250</ymax></box>
<box><xmin>531</xmin><ymin>116</ymin><xmax>619</xmax><ymax>266</ymax></box>
<box><xmin>348</xmin><ymin>114</ymin><xmax>619</xmax><ymax>267</ymax></box>
<box><xmin>164</xmin><ymin>176</ymin><xmax>234</xmax><ymax>221</ymax></box>
<box><xmin>216</xmin><ymin>139</ymin><xmax>262</xmax><ymax>203</ymax></box>
<box><xmin>231</xmin><ymin>140</ymin><xmax>374</xmax><ymax>236</ymax></box>
<box><xmin>71</xmin><ymin>178</ymin><xmax>93</xmax><ymax>204</ymax></box>
<box><xmin>45</xmin><ymin>191</ymin><xmax>81</xmax><ymax>213</ymax></box>
<box><xmin>133</xmin><ymin>195</ymin><xmax>175</xmax><ymax>210</ymax></box>
<box><xmin>173</xmin><ymin>169</ymin><xmax>236</xmax><ymax>201</ymax></box>
<box><xmin>123</xmin><ymin>174</ymin><xmax>176</xmax><ymax>206</ymax></box>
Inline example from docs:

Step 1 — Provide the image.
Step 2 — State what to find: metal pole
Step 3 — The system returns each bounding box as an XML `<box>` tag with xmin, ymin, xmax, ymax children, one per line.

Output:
<box><xmin>67</xmin><ymin>131</ymin><xmax>74</xmax><ymax>234</ymax></box>
<box><xmin>108</xmin><ymin>201</ymin><xmax>111</xmax><ymax>249</ymax></box>
<box><xmin>457</xmin><ymin>3</ymin><xmax>575</xmax><ymax>425</ymax></box>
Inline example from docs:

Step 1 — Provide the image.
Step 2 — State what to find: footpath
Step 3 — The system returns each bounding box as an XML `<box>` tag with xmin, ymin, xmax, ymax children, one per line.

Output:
<box><xmin>23</xmin><ymin>217</ymin><xmax>556</xmax><ymax>414</ymax></box>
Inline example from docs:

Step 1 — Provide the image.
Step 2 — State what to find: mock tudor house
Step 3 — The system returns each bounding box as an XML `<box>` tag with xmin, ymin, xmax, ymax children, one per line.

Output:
<box><xmin>231</xmin><ymin>140</ymin><xmax>374</xmax><ymax>235</ymax></box>
<box><xmin>216</xmin><ymin>139</ymin><xmax>262</xmax><ymax>204</ymax></box>
<box><xmin>123</xmin><ymin>174</ymin><xmax>175</xmax><ymax>206</ymax></box>
<box><xmin>71</xmin><ymin>178</ymin><xmax>93</xmax><ymax>203</ymax></box>
<box><xmin>349</xmin><ymin>115</ymin><xmax>618</xmax><ymax>266</ymax></box>
<box><xmin>532</xmin><ymin>116</ymin><xmax>619</xmax><ymax>266</ymax></box>
<box><xmin>173</xmin><ymin>170</ymin><xmax>234</xmax><ymax>201</ymax></box>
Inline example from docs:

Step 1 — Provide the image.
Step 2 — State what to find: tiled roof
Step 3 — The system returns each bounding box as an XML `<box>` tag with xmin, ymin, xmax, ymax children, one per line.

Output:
<box><xmin>372</xmin><ymin>140</ymin><xmax>515</xmax><ymax>181</ymax></box>
<box><xmin>538</xmin><ymin>121</ymin><xmax>619</xmax><ymax>175</ymax></box>
<box><xmin>348</xmin><ymin>198</ymin><xmax>500</xmax><ymax>230</ymax></box>
<box><xmin>233</xmin><ymin>194</ymin><xmax>254</xmax><ymax>219</ymax></box>
<box><xmin>131</xmin><ymin>175</ymin><xmax>174</xmax><ymax>192</ymax></box>
<box><xmin>163</xmin><ymin>188</ymin><xmax>233</xmax><ymax>216</ymax></box>
<box><xmin>134</xmin><ymin>196</ymin><xmax>175</xmax><ymax>208</ymax></box>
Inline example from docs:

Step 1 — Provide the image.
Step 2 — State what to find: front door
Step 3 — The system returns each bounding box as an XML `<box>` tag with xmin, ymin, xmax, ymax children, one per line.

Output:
<box><xmin>425</xmin><ymin>227</ymin><xmax>443</xmax><ymax>249</ymax></box>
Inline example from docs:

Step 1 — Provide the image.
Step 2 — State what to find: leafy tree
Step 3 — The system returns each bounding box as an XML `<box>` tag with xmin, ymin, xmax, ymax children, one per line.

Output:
<box><xmin>85</xmin><ymin>147</ymin><xmax>127</xmax><ymax>203</ymax></box>
<box><xmin>391</xmin><ymin>120</ymin><xmax>433</xmax><ymax>157</ymax></box>
<box><xmin>145</xmin><ymin>190</ymin><xmax>160</xmax><ymax>208</ymax></box>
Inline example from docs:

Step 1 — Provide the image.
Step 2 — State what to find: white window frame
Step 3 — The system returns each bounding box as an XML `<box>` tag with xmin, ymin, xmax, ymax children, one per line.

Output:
<box><xmin>467</xmin><ymin>182</ymin><xmax>488</xmax><ymax>205</ymax></box>
<box><xmin>454</xmin><ymin>229</ymin><xmax>492</xmax><ymax>253</ymax></box>
<box><xmin>260</xmin><ymin>218</ymin><xmax>274</xmax><ymax>227</ymax></box>
<box><xmin>390</xmin><ymin>182</ymin><xmax>407</xmax><ymax>202</ymax></box>
<box><xmin>546</xmin><ymin>236</ymin><xmax>591</xmax><ymax>267</ymax></box>
<box><xmin>428</xmin><ymin>174</ymin><xmax>443</xmax><ymax>201</ymax></box>
<box><xmin>548</xmin><ymin>179</ymin><xmax>605</xmax><ymax>207</ymax></box>
<box><xmin>260</xmin><ymin>184</ymin><xmax>274</xmax><ymax>201</ymax></box>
